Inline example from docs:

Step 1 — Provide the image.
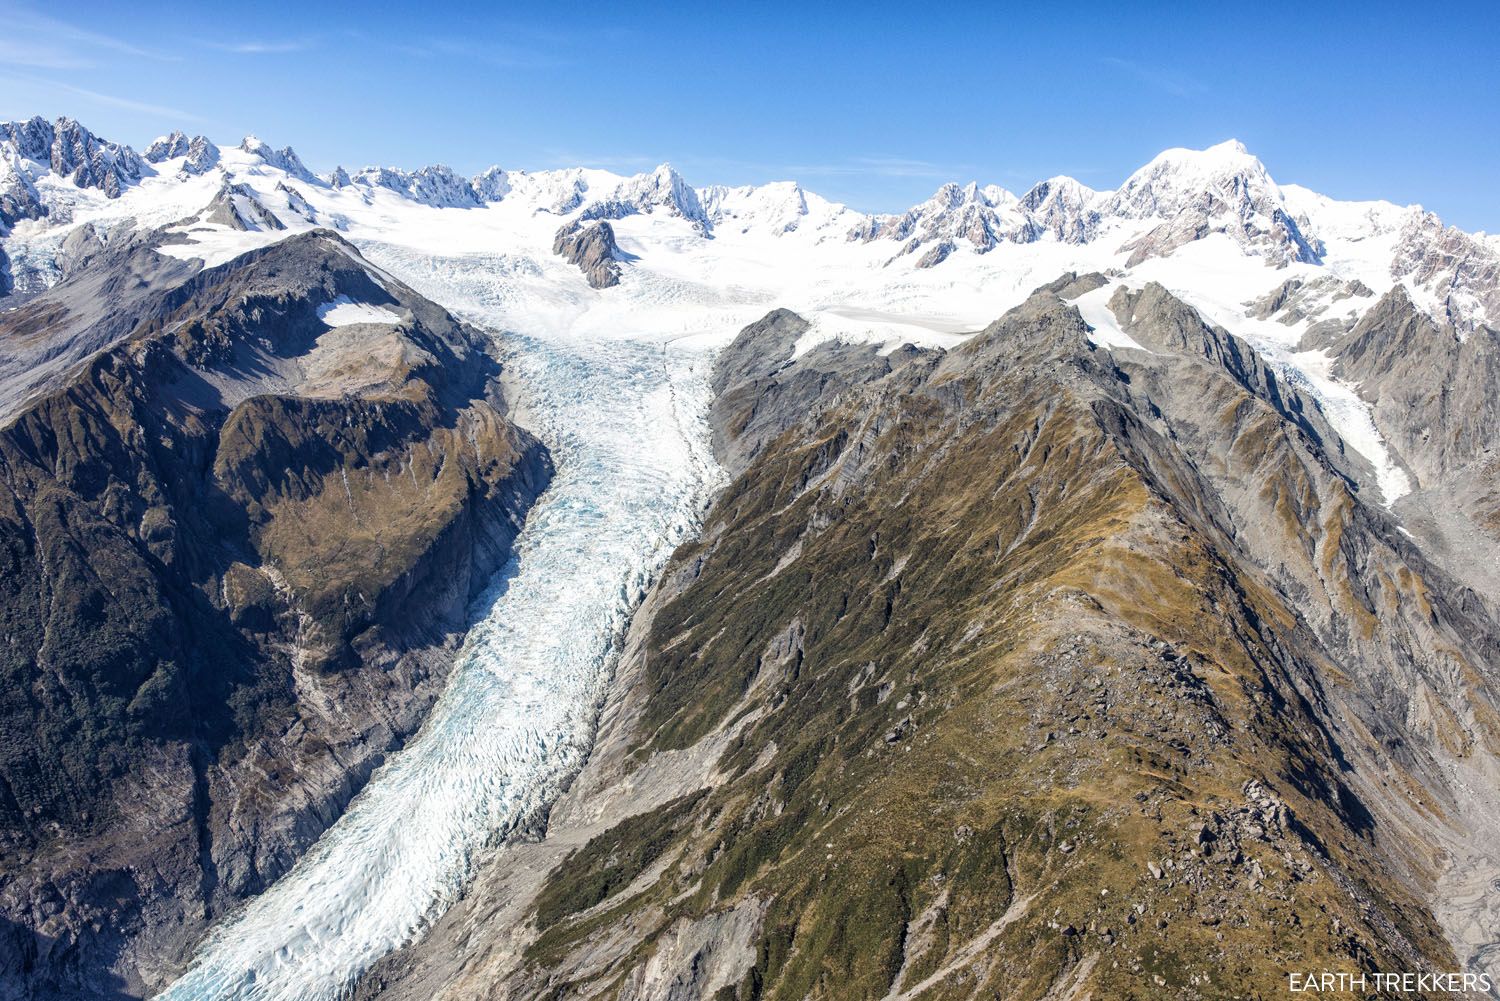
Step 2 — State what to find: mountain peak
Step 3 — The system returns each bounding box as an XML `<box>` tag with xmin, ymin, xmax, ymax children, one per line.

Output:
<box><xmin>471</xmin><ymin>165</ymin><xmax>509</xmax><ymax>203</ymax></box>
<box><xmin>1</xmin><ymin>115</ymin><xmax>146</xmax><ymax>199</ymax></box>
<box><xmin>1207</xmin><ymin>137</ymin><xmax>1250</xmax><ymax>156</ymax></box>
<box><xmin>349</xmin><ymin>164</ymin><xmax>480</xmax><ymax>208</ymax></box>
<box><xmin>577</xmin><ymin>163</ymin><xmax>709</xmax><ymax>232</ymax></box>
<box><xmin>146</xmin><ymin>131</ymin><xmax>220</xmax><ymax>175</ymax></box>
<box><xmin>239</xmin><ymin>136</ymin><xmax>315</xmax><ymax>183</ymax></box>
<box><xmin>1109</xmin><ymin>140</ymin><xmax>1322</xmax><ymax>265</ymax></box>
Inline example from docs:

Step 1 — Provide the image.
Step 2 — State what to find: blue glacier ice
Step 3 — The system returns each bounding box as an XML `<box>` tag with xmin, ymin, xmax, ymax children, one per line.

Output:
<box><xmin>158</xmin><ymin>271</ymin><xmax>723</xmax><ymax>1000</ymax></box>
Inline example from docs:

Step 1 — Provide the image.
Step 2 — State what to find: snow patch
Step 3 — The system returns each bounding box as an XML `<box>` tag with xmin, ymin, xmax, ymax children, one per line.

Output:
<box><xmin>155</xmin><ymin>224</ymin><xmax>291</xmax><ymax>269</ymax></box>
<box><xmin>1072</xmin><ymin>284</ymin><xmax>1151</xmax><ymax>352</ymax></box>
<box><xmin>317</xmin><ymin>295</ymin><xmax>402</xmax><ymax>327</ymax></box>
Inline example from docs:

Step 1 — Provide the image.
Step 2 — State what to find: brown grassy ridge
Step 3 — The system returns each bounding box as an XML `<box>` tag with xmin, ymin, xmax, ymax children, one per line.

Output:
<box><xmin>519</xmin><ymin>298</ymin><xmax>1455</xmax><ymax>1000</ymax></box>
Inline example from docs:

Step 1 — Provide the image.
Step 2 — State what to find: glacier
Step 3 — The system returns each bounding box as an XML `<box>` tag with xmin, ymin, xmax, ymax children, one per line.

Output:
<box><xmin>157</xmin><ymin>313</ymin><xmax>722</xmax><ymax>1000</ymax></box>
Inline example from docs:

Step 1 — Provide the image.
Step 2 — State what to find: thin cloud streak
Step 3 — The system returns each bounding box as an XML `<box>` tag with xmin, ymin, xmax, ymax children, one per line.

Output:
<box><xmin>0</xmin><ymin>38</ymin><xmax>92</xmax><ymax>70</ymax></box>
<box><xmin>1</xmin><ymin>5</ymin><xmax>180</xmax><ymax>62</ymax></box>
<box><xmin>206</xmin><ymin>39</ymin><xmax>314</xmax><ymax>55</ymax></box>
<box><xmin>1101</xmin><ymin>56</ymin><xmax>1206</xmax><ymax>98</ymax></box>
<box><xmin>0</xmin><ymin>72</ymin><xmax>203</xmax><ymax>123</ymax></box>
<box><xmin>389</xmin><ymin>37</ymin><xmax>569</xmax><ymax>69</ymax></box>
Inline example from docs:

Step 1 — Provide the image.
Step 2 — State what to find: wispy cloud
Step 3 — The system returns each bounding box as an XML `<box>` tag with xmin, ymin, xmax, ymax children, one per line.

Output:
<box><xmin>388</xmin><ymin>36</ymin><xmax>569</xmax><ymax>70</ymax></box>
<box><xmin>0</xmin><ymin>37</ymin><xmax>91</xmax><ymax>70</ymax></box>
<box><xmin>0</xmin><ymin>72</ymin><xmax>202</xmax><ymax>122</ymax></box>
<box><xmin>204</xmin><ymin>38</ymin><xmax>314</xmax><ymax>55</ymax></box>
<box><xmin>1102</xmin><ymin>56</ymin><xmax>1205</xmax><ymax>98</ymax></box>
<box><xmin>0</xmin><ymin>5</ymin><xmax>179</xmax><ymax>64</ymax></box>
<box><xmin>841</xmin><ymin>156</ymin><xmax>962</xmax><ymax>179</ymax></box>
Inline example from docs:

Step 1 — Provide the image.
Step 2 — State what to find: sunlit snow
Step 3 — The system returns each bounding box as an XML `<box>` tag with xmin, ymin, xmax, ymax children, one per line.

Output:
<box><xmin>1071</xmin><ymin>284</ymin><xmax>1152</xmax><ymax>353</ymax></box>
<box><xmin>315</xmin><ymin>295</ymin><xmax>402</xmax><ymax>327</ymax></box>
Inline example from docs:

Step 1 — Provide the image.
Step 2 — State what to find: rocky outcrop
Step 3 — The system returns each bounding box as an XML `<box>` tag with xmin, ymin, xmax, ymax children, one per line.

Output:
<box><xmin>1310</xmin><ymin>285</ymin><xmax>1500</xmax><ymax>599</ymax></box>
<box><xmin>1246</xmin><ymin>274</ymin><xmax>1374</xmax><ymax>325</ymax></box>
<box><xmin>201</xmin><ymin>180</ymin><xmax>286</xmax><ymax>231</ymax></box>
<box><xmin>1391</xmin><ymin>212</ymin><xmax>1500</xmax><ymax>332</ymax></box>
<box><xmin>709</xmin><ymin>308</ymin><xmax>913</xmax><ymax>476</ymax></box>
<box><xmin>237</xmin><ymin>136</ymin><xmax>316</xmax><ymax>184</ymax></box>
<box><xmin>0</xmin><ymin>116</ymin><xmax>148</xmax><ymax>199</ymax></box>
<box><xmin>1325</xmin><ymin>286</ymin><xmax>1500</xmax><ymax>486</ymax></box>
<box><xmin>351</xmin><ymin>283</ymin><xmax>1500</xmax><ymax>1000</ymax></box>
<box><xmin>0</xmin><ymin>230</ymin><xmax>550</xmax><ymax>999</ymax></box>
<box><xmin>350</xmin><ymin>164</ymin><xmax>481</xmax><ymax>208</ymax></box>
<box><xmin>144</xmin><ymin>131</ymin><xmax>221</xmax><ymax>175</ymax></box>
<box><xmin>553</xmin><ymin>220</ymin><xmax>624</xmax><ymax>289</ymax></box>
<box><xmin>0</xmin><ymin>151</ymin><xmax>44</xmax><ymax>231</ymax></box>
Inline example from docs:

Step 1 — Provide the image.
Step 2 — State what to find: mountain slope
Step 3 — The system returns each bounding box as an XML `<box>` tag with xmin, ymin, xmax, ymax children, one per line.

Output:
<box><xmin>351</xmin><ymin>286</ymin><xmax>1500</xmax><ymax>1001</ymax></box>
<box><xmin>0</xmin><ymin>230</ymin><xmax>549</xmax><ymax>999</ymax></box>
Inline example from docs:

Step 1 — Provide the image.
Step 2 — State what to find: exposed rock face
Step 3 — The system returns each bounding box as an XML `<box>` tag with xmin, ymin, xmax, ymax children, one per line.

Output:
<box><xmin>1391</xmin><ymin>212</ymin><xmax>1500</xmax><ymax>332</ymax></box>
<box><xmin>351</xmin><ymin>164</ymin><xmax>481</xmax><ymax>208</ymax></box>
<box><xmin>471</xmin><ymin>165</ymin><xmax>511</xmax><ymax>203</ymax></box>
<box><xmin>202</xmin><ymin>180</ymin><xmax>287</xmax><ymax>231</ymax></box>
<box><xmin>351</xmin><ymin>283</ymin><xmax>1500</xmax><ymax>1000</ymax></box>
<box><xmin>0</xmin><ymin>116</ymin><xmax>148</xmax><ymax>200</ymax></box>
<box><xmin>579</xmin><ymin>164</ymin><xmax>709</xmax><ymax>234</ymax></box>
<box><xmin>851</xmin><ymin>181</ymin><xmax>1038</xmax><ymax>260</ymax></box>
<box><xmin>553</xmin><ymin>220</ymin><xmax>624</xmax><ymax>289</ymax></box>
<box><xmin>0</xmin><ymin>229</ymin><xmax>201</xmax><ymax>416</ymax></box>
<box><xmin>237</xmin><ymin>135</ymin><xmax>315</xmax><ymax>183</ymax></box>
<box><xmin>0</xmin><ymin>117</ymin><xmax>148</xmax><ymax>233</ymax></box>
<box><xmin>144</xmin><ymin>131</ymin><xmax>221</xmax><ymax>176</ymax></box>
<box><xmin>847</xmin><ymin>141</ymin><xmax>1321</xmax><ymax>270</ymax></box>
<box><xmin>1108</xmin><ymin>140</ymin><xmax>1322</xmax><ymax>266</ymax></box>
<box><xmin>0</xmin><ymin>230</ymin><xmax>550</xmax><ymax>999</ymax></box>
<box><xmin>1246</xmin><ymin>274</ymin><xmax>1374</xmax><ymax>325</ymax></box>
<box><xmin>0</xmin><ymin>151</ymin><xmax>44</xmax><ymax>231</ymax></box>
<box><xmin>1306</xmin><ymin>284</ymin><xmax>1500</xmax><ymax>599</ymax></box>
<box><xmin>708</xmin><ymin>307</ymin><xmax>915</xmax><ymax>476</ymax></box>
<box><xmin>1019</xmin><ymin>175</ymin><xmax>1102</xmax><ymax>243</ymax></box>
<box><xmin>1326</xmin><ymin>287</ymin><xmax>1500</xmax><ymax>486</ymax></box>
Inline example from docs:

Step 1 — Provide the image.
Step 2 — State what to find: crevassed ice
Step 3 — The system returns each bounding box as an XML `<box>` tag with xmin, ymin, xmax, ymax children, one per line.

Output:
<box><xmin>158</xmin><ymin>310</ymin><xmax>722</xmax><ymax>999</ymax></box>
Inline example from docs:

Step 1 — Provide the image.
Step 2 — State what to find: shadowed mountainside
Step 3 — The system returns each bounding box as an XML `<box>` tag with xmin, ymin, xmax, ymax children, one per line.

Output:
<box><xmin>0</xmin><ymin>230</ymin><xmax>550</xmax><ymax>999</ymax></box>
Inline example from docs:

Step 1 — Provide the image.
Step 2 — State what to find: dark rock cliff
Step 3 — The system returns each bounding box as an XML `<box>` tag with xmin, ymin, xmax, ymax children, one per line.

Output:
<box><xmin>0</xmin><ymin>230</ymin><xmax>550</xmax><ymax>999</ymax></box>
<box><xmin>552</xmin><ymin>221</ymin><xmax>623</xmax><ymax>289</ymax></box>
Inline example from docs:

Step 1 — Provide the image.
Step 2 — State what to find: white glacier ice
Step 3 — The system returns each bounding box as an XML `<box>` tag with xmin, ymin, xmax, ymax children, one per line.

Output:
<box><xmin>157</xmin><ymin>318</ymin><xmax>722</xmax><ymax>1000</ymax></box>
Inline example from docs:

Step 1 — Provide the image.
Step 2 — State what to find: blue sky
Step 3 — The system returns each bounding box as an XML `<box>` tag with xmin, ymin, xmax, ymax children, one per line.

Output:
<box><xmin>2</xmin><ymin>1</ymin><xmax>1497</xmax><ymax>230</ymax></box>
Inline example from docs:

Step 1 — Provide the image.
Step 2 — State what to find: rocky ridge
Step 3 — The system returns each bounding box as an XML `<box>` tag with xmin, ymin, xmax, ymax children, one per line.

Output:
<box><xmin>0</xmin><ymin>228</ymin><xmax>550</xmax><ymax>999</ymax></box>
<box><xmin>350</xmin><ymin>280</ymin><xmax>1500</xmax><ymax>1000</ymax></box>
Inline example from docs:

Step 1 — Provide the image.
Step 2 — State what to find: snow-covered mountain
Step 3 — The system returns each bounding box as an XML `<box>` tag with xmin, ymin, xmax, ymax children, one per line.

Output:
<box><xmin>3</xmin><ymin>113</ymin><xmax>1498</xmax><ymax>351</ymax></box>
